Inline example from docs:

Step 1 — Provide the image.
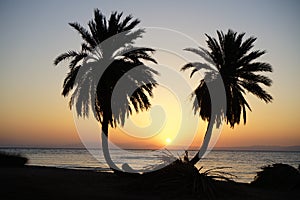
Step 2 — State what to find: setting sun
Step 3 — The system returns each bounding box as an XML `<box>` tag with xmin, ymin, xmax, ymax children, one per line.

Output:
<box><xmin>166</xmin><ymin>138</ymin><xmax>172</xmax><ymax>144</ymax></box>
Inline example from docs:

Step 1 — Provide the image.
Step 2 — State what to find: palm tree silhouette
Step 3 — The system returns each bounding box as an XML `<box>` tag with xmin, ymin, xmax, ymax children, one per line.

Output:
<box><xmin>54</xmin><ymin>9</ymin><xmax>158</xmax><ymax>172</ymax></box>
<box><xmin>182</xmin><ymin>30</ymin><xmax>273</xmax><ymax>165</ymax></box>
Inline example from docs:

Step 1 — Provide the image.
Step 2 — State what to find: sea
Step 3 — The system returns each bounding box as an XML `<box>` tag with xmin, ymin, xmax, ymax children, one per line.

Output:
<box><xmin>1</xmin><ymin>148</ymin><xmax>299</xmax><ymax>183</ymax></box>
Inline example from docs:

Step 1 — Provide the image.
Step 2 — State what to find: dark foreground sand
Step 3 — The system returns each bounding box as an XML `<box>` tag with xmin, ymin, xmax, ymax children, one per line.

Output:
<box><xmin>1</xmin><ymin>166</ymin><xmax>299</xmax><ymax>200</ymax></box>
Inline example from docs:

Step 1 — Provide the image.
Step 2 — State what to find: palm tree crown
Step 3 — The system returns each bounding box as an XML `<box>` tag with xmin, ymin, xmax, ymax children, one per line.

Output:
<box><xmin>182</xmin><ymin>29</ymin><xmax>273</xmax><ymax>128</ymax></box>
<box><xmin>54</xmin><ymin>9</ymin><xmax>158</xmax><ymax>128</ymax></box>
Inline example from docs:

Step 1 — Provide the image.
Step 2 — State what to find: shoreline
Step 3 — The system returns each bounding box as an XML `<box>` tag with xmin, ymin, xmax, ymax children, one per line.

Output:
<box><xmin>2</xmin><ymin>165</ymin><xmax>299</xmax><ymax>200</ymax></box>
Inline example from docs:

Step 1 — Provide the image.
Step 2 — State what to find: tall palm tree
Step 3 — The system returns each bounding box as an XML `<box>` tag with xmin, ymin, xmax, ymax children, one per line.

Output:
<box><xmin>54</xmin><ymin>9</ymin><xmax>158</xmax><ymax>171</ymax></box>
<box><xmin>182</xmin><ymin>30</ymin><xmax>273</xmax><ymax>165</ymax></box>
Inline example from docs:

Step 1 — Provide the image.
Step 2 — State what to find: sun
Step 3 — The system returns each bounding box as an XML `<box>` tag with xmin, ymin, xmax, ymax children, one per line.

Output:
<box><xmin>165</xmin><ymin>138</ymin><xmax>172</xmax><ymax>144</ymax></box>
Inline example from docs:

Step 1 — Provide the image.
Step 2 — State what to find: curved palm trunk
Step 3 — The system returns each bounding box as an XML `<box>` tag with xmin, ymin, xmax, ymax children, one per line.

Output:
<box><xmin>101</xmin><ymin>114</ymin><xmax>122</xmax><ymax>172</ymax></box>
<box><xmin>190</xmin><ymin>120</ymin><xmax>213</xmax><ymax>165</ymax></box>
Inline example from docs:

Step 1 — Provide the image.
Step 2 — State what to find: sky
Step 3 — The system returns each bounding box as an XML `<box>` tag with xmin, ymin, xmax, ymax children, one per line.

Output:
<box><xmin>0</xmin><ymin>0</ymin><xmax>299</xmax><ymax>149</ymax></box>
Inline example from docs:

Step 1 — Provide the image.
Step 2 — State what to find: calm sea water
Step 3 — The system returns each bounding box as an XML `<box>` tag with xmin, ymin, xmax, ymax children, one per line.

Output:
<box><xmin>1</xmin><ymin>148</ymin><xmax>299</xmax><ymax>183</ymax></box>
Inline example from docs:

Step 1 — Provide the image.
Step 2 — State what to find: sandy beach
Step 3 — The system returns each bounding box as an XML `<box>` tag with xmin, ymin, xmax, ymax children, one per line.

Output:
<box><xmin>1</xmin><ymin>165</ymin><xmax>299</xmax><ymax>200</ymax></box>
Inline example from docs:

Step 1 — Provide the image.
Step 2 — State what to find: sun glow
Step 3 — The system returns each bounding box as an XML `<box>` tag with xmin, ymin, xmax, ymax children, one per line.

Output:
<box><xmin>166</xmin><ymin>137</ymin><xmax>172</xmax><ymax>144</ymax></box>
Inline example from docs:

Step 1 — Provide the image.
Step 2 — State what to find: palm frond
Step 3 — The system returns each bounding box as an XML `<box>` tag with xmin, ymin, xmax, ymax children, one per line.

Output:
<box><xmin>240</xmin><ymin>81</ymin><xmax>273</xmax><ymax>103</ymax></box>
<box><xmin>69</xmin><ymin>22</ymin><xmax>96</xmax><ymax>48</ymax></box>
<box><xmin>81</xmin><ymin>43</ymin><xmax>92</xmax><ymax>52</ymax></box>
<box><xmin>122</xmin><ymin>47</ymin><xmax>157</xmax><ymax>64</ymax></box>
<box><xmin>240</xmin><ymin>36</ymin><xmax>256</xmax><ymax>55</ymax></box>
<box><xmin>93</xmin><ymin>9</ymin><xmax>107</xmax><ymax>38</ymax></box>
<box><xmin>119</xmin><ymin>14</ymin><xmax>133</xmax><ymax>30</ymax></box>
<box><xmin>181</xmin><ymin>62</ymin><xmax>212</xmax><ymax>75</ymax></box>
<box><xmin>239</xmin><ymin>50</ymin><xmax>266</xmax><ymax>65</ymax></box>
<box><xmin>123</xmin><ymin>18</ymin><xmax>140</xmax><ymax>31</ymax></box>
<box><xmin>62</xmin><ymin>65</ymin><xmax>80</xmax><ymax>96</ymax></box>
<box><xmin>54</xmin><ymin>50</ymin><xmax>78</xmax><ymax>65</ymax></box>
<box><xmin>239</xmin><ymin>73</ymin><xmax>272</xmax><ymax>86</ymax></box>
<box><xmin>183</xmin><ymin>47</ymin><xmax>215</xmax><ymax>65</ymax></box>
<box><xmin>69</xmin><ymin>52</ymin><xmax>88</xmax><ymax>69</ymax></box>
<box><xmin>242</xmin><ymin>62</ymin><xmax>272</xmax><ymax>73</ymax></box>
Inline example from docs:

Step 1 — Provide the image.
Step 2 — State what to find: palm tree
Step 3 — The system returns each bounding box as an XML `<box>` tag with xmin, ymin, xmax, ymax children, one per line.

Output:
<box><xmin>182</xmin><ymin>30</ymin><xmax>273</xmax><ymax>165</ymax></box>
<box><xmin>54</xmin><ymin>9</ymin><xmax>158</xmax><ymax>172</ymax></box>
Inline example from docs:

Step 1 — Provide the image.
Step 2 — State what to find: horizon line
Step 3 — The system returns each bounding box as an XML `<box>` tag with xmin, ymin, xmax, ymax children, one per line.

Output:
<box><xmin>1</xmin><ymin>145</ymin><xmax>300</xmax><ymax>152</ymax></box>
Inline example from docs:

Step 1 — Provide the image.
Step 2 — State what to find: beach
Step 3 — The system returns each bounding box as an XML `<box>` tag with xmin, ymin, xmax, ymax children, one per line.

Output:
<box><xmin>2</xmin><ymin>165</ymin><xmax>299</xmax><ymax>200</ymax></box>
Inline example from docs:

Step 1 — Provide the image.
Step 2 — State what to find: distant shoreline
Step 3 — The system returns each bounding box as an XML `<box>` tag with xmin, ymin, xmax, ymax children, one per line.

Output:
<box><xmin>1</xmin><ymin>145</ymin><xmax>300</xmax><ymax>152</ymax></box>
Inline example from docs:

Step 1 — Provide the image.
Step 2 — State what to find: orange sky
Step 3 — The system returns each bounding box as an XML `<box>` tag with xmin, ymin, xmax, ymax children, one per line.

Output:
<box><xmin>1</xmin><ymin>80</ymin><xmax>299</xmax><ymax>149</ymax></box>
